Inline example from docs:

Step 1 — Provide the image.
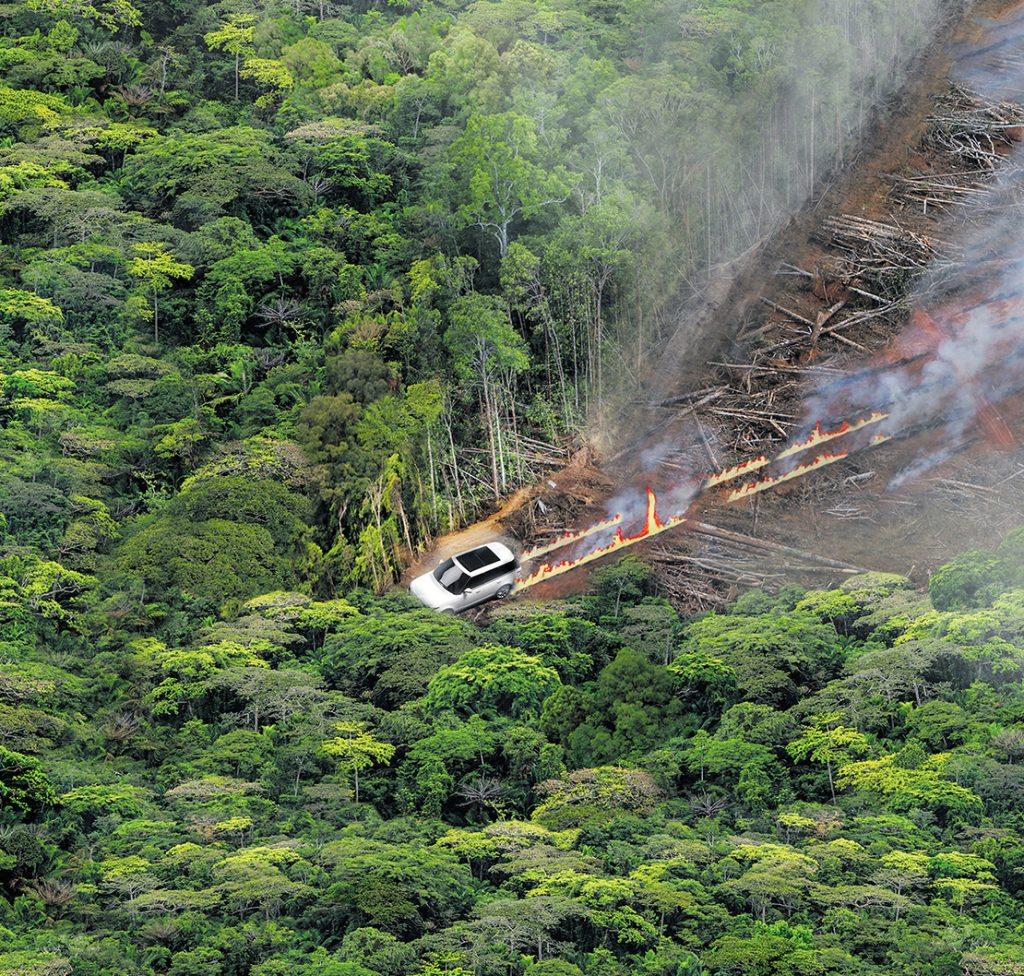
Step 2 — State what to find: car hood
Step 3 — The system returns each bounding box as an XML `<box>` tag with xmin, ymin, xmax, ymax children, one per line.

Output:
<box><xmin>410</xmin><ymin>571</ymin><xmax>454</xmax><ymax>610</ymax></box>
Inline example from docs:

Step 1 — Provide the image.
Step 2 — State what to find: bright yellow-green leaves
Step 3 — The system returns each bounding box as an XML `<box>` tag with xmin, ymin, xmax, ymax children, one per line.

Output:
<box><xmin>240</xmin><ymin>59</ymin><xmax>295</xmax><ymax>109</ymax></box>
<box><xmin>26</xmin><ymin>0</ymin><xmax>141</xmax><ymax>32</ymax></box>
<box><xmin>0</xmin><ymin>162</ymin><xmax>67</xmax><ymax>203</ymax></box>
<box><xmin>204</xmin><ymin>15</ymin><xmax>255</xmax><ymax>100</ymax></box>
<box><xmin>212</xmin><ymin>845</ymin><xmax>313</xmax><ymax>918</ymax></box>
<box><xmin>532</xmin><ymin>766</ymin><xmax>661</xmax><ymax>830</ymax></box>
<box><xmin>0</xmin><ymin>292</ymin><xmax>63</xmax><ymax>342</ymax></box>
<box><xmin>423</xmin><ymin>644</ymin><xmax>561</xmax><ymax>721</ymax></box>
<box><xmin>126</xmin><ymin>242</ymin><xmax>193</xmax><ymax>343</ymax></box>
<box><xmin>0</xmin><ymin>554</ymin><xmax>94</xmax><ymax>621</ymax></box>
<box><xmin>136</xmin><ymin>639</ymin><xmax>268</xmax><ymax>718</ymax></box>
<box><xmin>59</xmin><ymin>784</ymin><xmax>150</xmax><ymax>818</ymax></box>
<box><xmin>528</xmin><ymin>871</ymin><xmax>659</xmax><ymax>946</ymax></box>
<box><xmin>837</xmin><ymin>750</ymin><xmax>983</xmax><ymax>819</ymax></box>
<box><xmin>322</xmin><ymin>721</ymin><xmax>396</xmax><ymax>802</ymax></box>
<box><xmin>0</xmin><ymin>86</ymin><xmax>66</xmax><ymax>139</ymax></box>
<box><xmin>787</xmin><ymin>712</ymin><xmax>870</xmax><ymax>802</ymax></box>
<box><xmin>0</xmin><ymin>746</ymin><xmax>56</xmax><ymax>812</ymax></box>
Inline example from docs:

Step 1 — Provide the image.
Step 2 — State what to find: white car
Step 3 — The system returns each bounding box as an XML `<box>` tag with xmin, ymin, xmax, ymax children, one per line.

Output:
<box><xmin>410</xmin><ymin>542</ymin><xmax>520</xmax><ymax>612</ymax></box>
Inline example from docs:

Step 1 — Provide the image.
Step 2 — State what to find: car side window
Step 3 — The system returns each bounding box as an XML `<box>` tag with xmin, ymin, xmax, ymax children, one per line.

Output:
<box><xmin>474</xmin><ymin>561</ymin><xmax>515</xmax><ymax>587</ymax></box>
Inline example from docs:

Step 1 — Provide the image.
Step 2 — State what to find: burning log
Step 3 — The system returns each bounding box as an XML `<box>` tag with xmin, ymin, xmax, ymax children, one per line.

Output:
<box><xmin>726</xmin><ymin>451</ymin><xmax>852</xmax><ymax>503</ymax></box>
<box><xmin>518</xmin><ymin>410</ymin><xmax>895</xmax><ymax>577</ymax></box>
<box><xmin>521</xmin><ymin>515</ymin><xmax>624</xmax><ymax>561</ymax></box>
<box><xmin>775</xmin><ymin>412</ymin><xmax>889</xmax><ymax>460</ymax></box>
<box><xmin>705</xmin><ymin>454</ymin><xmax>771</xmax><ymax>488</ymax></box>
<box><xmin>513</xmin><ymin>487</ymin><xmax>687</xmax><ymax>591</ymax></box>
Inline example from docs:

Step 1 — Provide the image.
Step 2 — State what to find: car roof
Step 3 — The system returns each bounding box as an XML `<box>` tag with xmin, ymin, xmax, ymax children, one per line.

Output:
<box><xmin>453</xmin><ymin>542</ymin><xmax>516</xmax><ymax>575</ymax></box>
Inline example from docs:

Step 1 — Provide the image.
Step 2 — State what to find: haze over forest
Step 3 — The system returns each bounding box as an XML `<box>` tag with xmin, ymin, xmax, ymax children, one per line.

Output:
<box><xmin>3</xmin><ymin>0</ymin><xmax>1024</xmax><ymax>974</ymax></box>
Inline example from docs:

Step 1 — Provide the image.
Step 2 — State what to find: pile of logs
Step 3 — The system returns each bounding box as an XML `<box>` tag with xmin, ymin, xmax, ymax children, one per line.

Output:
<box><xmin>814</xmin><ymin>213</ymin><xmax>946</xmax><ymax>297</ymax></box>
<box><xmin>888</xmin><ymin>85</ymin><xmax>1024</xmax><ymax>213</ymax></box>
<box><xmin>820</xmin><ymin>214</ymin><xmax>940</xmax><ymax>270</ymax></box>
<box><xmin>923</xmin><ymin>83</ymin><xmax>1024</xmax><ymax>172</ymax></box>
<box><xmin>887</xmin><ymin>170</ymin><xmax>991</xmax><ymax>212</ymax></box>
<box><xmin>651</xmin><ymin>519</ymin><xmax>869</xmax><ymax>607</ymax></box>
<box><xmin>654</xmin><ymin>381</ymin><xmax>804</xmax><ymax>467</ymax></box>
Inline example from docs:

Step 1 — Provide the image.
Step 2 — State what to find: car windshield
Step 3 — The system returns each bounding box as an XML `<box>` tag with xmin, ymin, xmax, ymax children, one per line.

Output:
<box><xmin>432</xmin><ymin>558</ymin><xmax>472</xmax><ymax>594</ymax></box>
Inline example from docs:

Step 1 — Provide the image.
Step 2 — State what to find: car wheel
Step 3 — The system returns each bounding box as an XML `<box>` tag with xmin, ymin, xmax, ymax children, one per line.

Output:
<box><xmin>495</xmin><ymin>584</ymin><xmax>512</xmax><ymax>599</ymax></box>
<box><xmin>441</xmin><ymin>608</ymin><xmax>457</xmax><ymax>615</ymax></box>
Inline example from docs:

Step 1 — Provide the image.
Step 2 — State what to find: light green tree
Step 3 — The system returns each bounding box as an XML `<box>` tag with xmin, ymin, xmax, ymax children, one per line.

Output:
<box><xmin>423</xmin><ymin>644</ymin><xmax>561</xmax><ymax>720</ymax></box>
<box><xmin>449</xmin><ymin>112</ymin><xmax>573</xmax><ymax>258</ymax></box>
<box><xmin>0</xmin><ymin>290</ymin><xmax>63</xmax><ymax>342</ymax></box>
<box><xmin>139</xmin><ymin>640</ymin><xmax>266</xmax><ymax>718</ymax></box>
<box><xmin>126</xmin><ymin>243</ymin><xmax>193</xmax><ymax>343</ymax></box>
<box><xmin>212</xmin><ymin>846</ymin><xmax>312</xmax><ymax>920</ymax></box>
<box><xmin>204</xmin><ymin>15</ymin><xmax>256</xmax><ymax>100</ymax></box>
<box><xmin>837</xmin><ymin>747</ymin><xmax>984</xmax><ymax>820</ymax></box>
<box><xmin>100</xmin><ymin>855</ymin><xmax>158</xmax><ymax>916</ymax></box>
<box><xmin>322</xmin><ymin>722</ymin><xmax>396</xmax><ymax>803</ymax></box>
<box><xmin>152</xmin><ymin>417</ymin><xmax>207</xmax><ymax>471</ymax></box>
<box><xmin>787</xmin><ymin>711</ymin><xmax>870</xmax><ymax>802</ymax></box>
<box><xmin>871</xmin><ymin>850</ymin><xmax>930</xmax><ymax>916</ymax></box>
<box><xmin>26</xmin><ymin>0</ymin><xmax>141</xmax><ymax>33</ymax></box>
<box><xmin>240</xmin><ymin>58</ymin><xmax>294</xmax><ymax>109</ymax></box>
<box><xmin>718</xmin><ymin>845</ymin><xmax>818</xmax><ymax>924</ymax></box>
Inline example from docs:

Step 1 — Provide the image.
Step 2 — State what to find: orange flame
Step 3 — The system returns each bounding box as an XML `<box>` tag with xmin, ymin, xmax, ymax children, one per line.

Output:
<box><xmin>513</xmin><ymin>487</ymin><xmax>685</xmax><ymax>591</ymax></box>
<box><xmin>704</xmin><ymin>411</ymin><xmax>887</xmax><ymax>489</ymax></box>
<box><xmin>775</xmin><ymin>411</ymin><xmax>889</xmax><ymax>461</ymax></box>
<box><xmin>726</xmin><ymin>451</ymin><xmax>851</xmax><ymax>502</ymax></box>
<box><xmin>522</xmin><ymin>515</ymin><xmax>623</xmax><ymax>561</ymax></box>
<box><xmin>706</xmin><ymin>454</ymin><xmax>770</xmax><ymax>488</ymax></box>
<box><xmin>512</xmin><ymin>412</ymin><xmax>896</xmax><ymax>594</ymax></box>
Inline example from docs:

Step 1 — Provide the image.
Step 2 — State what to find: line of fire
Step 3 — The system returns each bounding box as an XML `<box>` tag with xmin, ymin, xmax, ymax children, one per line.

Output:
<box><xmin>513</xmin><ymin>414</ymin><xmax>897</xmax><ymax>592</ymax></box>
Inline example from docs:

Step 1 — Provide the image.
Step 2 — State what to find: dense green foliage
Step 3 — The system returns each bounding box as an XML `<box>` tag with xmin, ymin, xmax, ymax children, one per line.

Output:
<box><xmin>6</xmin><ymin>537</ymin><xmax>1024</xmax><ymax>976</ymax></box>
<box><xmin>6</xmin><ymin>0</ymin><xmax>1015</xmax><ymax>973</ymax></box>
<box><xmin>1</xmin><ymin>0</ymin><xmax>949</xmax><ymax>594</ymax></box>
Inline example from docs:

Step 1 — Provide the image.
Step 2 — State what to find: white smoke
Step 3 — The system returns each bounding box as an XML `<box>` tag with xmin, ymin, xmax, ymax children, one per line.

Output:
<box><xmin>794</xmin><ymin>6</ymin><xmax>1024</xmax><ymax>490</ymax></box>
